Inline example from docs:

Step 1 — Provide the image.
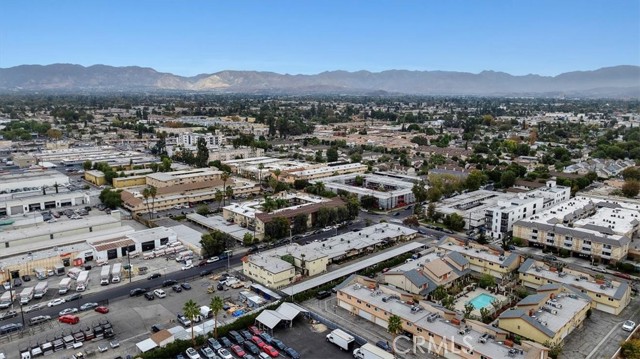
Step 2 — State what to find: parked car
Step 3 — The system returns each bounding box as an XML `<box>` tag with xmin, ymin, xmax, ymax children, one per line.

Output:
<box><xmin>249</xmin><ymin>325</ymin><xmax>262</xmax><ymax>335</ymax></box>
<box><xmin>207</xmin><ymin>338</ymin><xmax>222</xmax><ymax>351</ymax></box>
<box><xmin>0</xmin><ymin>323</ymin><xmax>23</xmax><ymax>335</ymax></box>
<box><xmin>48</xmin><ymin>298</ymin><xmax>66</xmax><ymax>307</ymax></box>
<box><xmin>258</xmin><ymin>332</ymin><xmax>272</xmax><ymax>344</ymax></box>
<box><xmin>200</xmin><ymin>346</ymin><xmax>216</xmax><ymax>359</ymax></box>
<box><xmin>231</xmin><ymin>344</ymin><xmax>246</xmax><ymax>358</ymax></box>
<box><xmin>243</xmin><ymin>341</ymin><xmax>260</xmax><ymax>356</ymax></box>
<box><xmin>95</xmin><ymin>306</ymin><xmax>109</xmax><ymax>314</ymax></box>
<box><xmin>58</xmin><ymin>307</ymin><xmax>79</xmax><ymax>316</ymax></box>
<box><xmin>144</xmin><ymin>292</ymin><xmax>155</xmax><ymax>300</ymax></box>
<box><xmin>162</xmin><ymin>279</ymin><xmax>178</xmax><ymax>287</ymax></box>
<box><xmin>200</xmin><ymin>269</ymin><xmax>213</xmax><ymax>277</ymax></box>
<box><xmin>66</xmin><ymin>293</ymin><xmax>82</xmax><ymax>301</ymax></box>
<box><xmin>13</xmin><ymin>278</ymin><xmax>22</xmax><ymax>288</ymax></box>
<box><xmin>0</xmin><ymin>310</ymin><xmax>18</xmax><ymax>321</ymax></box>
<box><xmin>80</xmin><ymin>302</ymin><xmax>99</xmax><ymax>311</ymax></box>
<box><xmin>147</xmin><ymin>273</ymin><xmax>161</xmax><ymax>280</ymax></box>
<box><xmin>376</xmin><ymin>340</ymin><xmax>393</xmax><ymax>352</ymax></box>
<box><xmin>185</xmin><ymin>347</ymin><xmax>201</xmax><ymax>359</ymax></box>
<box><xmin>269</xmin><ymin>338</ymin><xmax>286</xmax><ymax>351</ymax></box>
<box><xmin>219</xmin><ymin>336</ymin><xmax>232</xmax><ymax>348</ymax></box>
<box><xmin>283</xmin><ymin>347</ymin><xmax>300</xmax><ymax>359</ymax></box>
<box><xmin>58</xmin><ymin>315</ymin><xmax>80</xmax><ymax>325</ymax></box>
<box><xmin>172</xmin><ymin>284</ymin><xmax>183</xmax><ymax>293</ymax></box>
<box><xmin>21</xmin><ymin>275</ymin><xmax>31</xmax><ymax>282</ymax></box>
<box><xmin>263</xmin><ymin>345</ymin><xmax>279</xmax><ymax>357</ymax></box>
<box><xmin>130</xmin><ymin>288</ymin><xmax>146</xmax><ymax>297</ymax></box>
<box><xmin>181</xmin><ymin>282</ymin><xmax>192</xmax><ymax>290</ymax></box>
<box><xmin>153</xmin><ymin>289</ymin><xmax>167</xmax><ymax>298</ymax></box>
<box><xmin>251</xmin><ymin>336</ymin><xmax>266</xmax><ymax>349</ymax></box>
<box><xmin>217</xmin><ymin>348</ymin><xmax>233</xmax><ymax>359</ymax></box>
<box><xmin>229</xmin><ymin>330</ymin><xmax>244</xmax><ymax>344</ymax></box>
<box><xmin>623</xmin><ymin>320</ymin><xmax>636</xmax><ymax>332</ymax></box>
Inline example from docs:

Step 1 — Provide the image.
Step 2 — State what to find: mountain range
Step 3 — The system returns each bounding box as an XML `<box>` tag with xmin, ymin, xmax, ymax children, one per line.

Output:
<box><xmin>0</xmin><ymin>64</ymin><xmax>638</xmax><ymax>97</ymax></box>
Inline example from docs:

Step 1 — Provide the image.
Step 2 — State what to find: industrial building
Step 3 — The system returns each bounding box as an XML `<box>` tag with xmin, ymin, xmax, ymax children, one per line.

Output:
<box><xmin>0</xmin><ymin>191</ymin><xmax>91</xmax><ymax>216</ymax></box>
<box><xmin>0</xmin><ymin>170</ymin><xmax>70</xmax><ymax>193</ymax></box>
<box><xmin>27</xmin><ymin>146</ymin><xmax>159</xmax><ymax>168</ymax></box>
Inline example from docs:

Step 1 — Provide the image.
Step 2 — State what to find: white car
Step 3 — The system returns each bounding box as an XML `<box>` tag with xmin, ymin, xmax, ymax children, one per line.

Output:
<box><xmin>185</xmin><ymin>347</ymin><xmax>202</xmax><ymax>359</ymax></box>
<box><xmin>48</xmin><ymin>298</ymin><xmax>66</xmax><ymax>307</ymax></box>
<box><xmin>206</xmin><ymin>256</ymin><xmax>219</xmax><ymax>263</ymax></box>
<box><xmin>153</xmin><ymin>289</ymin><xmax>166</xmax><ymax>298</ymax></box>
<box><xmin>623</xmin><ymin>320</ymin><xmax>636</xmax><ymax>332</ymax></box>
<box><xmin>59</xmin><ymin>307</ymin><xmax>79</xmax><ymax>316</ymax></box>
<box><xmin>2</xmin><ymin>281</ymin><xmax>11</xmax><ymax>290</ymax></box>
<box><xmin>24</xmin><ymin>304</ymin><xmax>43</xmax><ymax>313</ymax></box>
<box><xmin>217</xmin><ymin>348</ymin><xmax>233</xmax><ymax>359</ymax></box>
<box><xmin>97</xmin><ymin>344</ymin><xmax>108</xmax><ymax>353</ymax></box>
<box><xmin>110</xmin><ymin>340</ymin><xmax>120</xmax><ymax>348</ymax></box>
<box><xmin>181</xmin><ymin>263</ymin><xmax>194</xmax><ymax>270</ymax></box>
<box><xmin>592</xmin><ymin>266</ymin><xmax>607</xmax><ymax>273</ymax></box>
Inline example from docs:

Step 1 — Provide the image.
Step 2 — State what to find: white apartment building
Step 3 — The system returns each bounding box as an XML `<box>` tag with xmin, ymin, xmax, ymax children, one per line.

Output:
<box><xmin>177</xmin><ymin>132</ymin><xmax>225</xmax><ymax>148</ymax></box>
<box><xmin>486</xmin><ymin>181</ymin><xmax>570</xmax><ymax>239</ymax></box>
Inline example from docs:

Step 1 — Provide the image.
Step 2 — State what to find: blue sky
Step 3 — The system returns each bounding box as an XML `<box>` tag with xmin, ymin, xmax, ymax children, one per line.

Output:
<box><xmin>1</xmin><ymin>1</ymin><xmax>638</xmax><ymax>76</ymax></box>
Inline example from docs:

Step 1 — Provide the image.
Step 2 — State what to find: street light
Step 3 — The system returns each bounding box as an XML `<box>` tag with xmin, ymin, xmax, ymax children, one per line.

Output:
<box><xmin>224</xmin><ymin>250</ymin><xmax>232</xmax><ymax>270</ymax></box>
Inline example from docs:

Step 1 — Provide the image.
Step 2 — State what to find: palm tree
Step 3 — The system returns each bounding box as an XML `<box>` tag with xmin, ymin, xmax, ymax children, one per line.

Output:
<box><xmin>142</xmin><ymin>187</ymin><xmax>151</xmax><ymax>219</ymax></box>
<box><xmin>210</xmin><ymin>296</ymin><xmax>224</xmax><ymax>338</ymax></box>
<box><xmin>183</xmin><ymin>299</ymin><xmax>199</xmax><ymax>345</ymax></box>
<box><xmin>273</xmin><ymin>168</ymin><xmax>281</xmax><ymax>182</ymax></box>
<box><xmin>257</xmin><ymin>163</ymin><xmax>264</xmax><ymax>183</ymax></box>
<box><xmin>314</xmin><ymin>181</ymin><xmax>325</xmax><ymax>195</ymax></box>
<box><xmin>214</xmin><ymin>189</ymin><xmax>223</xmax><ymax>210</ymax></box>
<box><xmin>149</xmin><ymin>186</ymin><xmax>157</xmax><ymax>218</ymax></box>
<box><xmin>262</xmin><ymin>196</ymin><xmax>276</xmax><ymax>213</ymax></box>
<box><xmin>221</xmin><ymin>172</ymin><xmax>230</xmax><ymax>206</ymax></box>
<box><xmin>54</xmin><ymin>182</ymin><xmax>59</xmax><ymax>194</ymax></box>
<box><xmin>387</xmin><ymin>315</ymin><xmax>403</xmax><ymax>354</ymax></box>
<box><xmin>225</xmin><ymin>186</ymin><xmax>234</xmax><ymax>203</ymax></box>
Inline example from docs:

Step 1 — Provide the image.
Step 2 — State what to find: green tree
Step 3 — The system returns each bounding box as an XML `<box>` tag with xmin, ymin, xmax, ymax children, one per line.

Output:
<box><xmin>622</xmin><ymin>167</ymin><xmax>640</xmax><ymax>181</ymax></box>
<box><xmin>443</xmin><ymin>213</ymin><xmax>465</xmax><ymax>232</ymax></box>
<box><xmin>402</xmin><ymin>216</ymin><xmax>420</xmax><ymax>227</ymax></box>
<box><xmin>464</xmin><ymin>303</ymin><xmax>475</xmax><ymax>319</ymax></box>
<box><xmin>292</xmin><ymin>214</ymin><xmax>308</xmax><ymax>234</ymax></box>
<box><xmin>99</xmin><ymin>188</ymin><xmax>122</xmax><ymax>209</ymax></box>
<box><xmin>142</xmin><ymin>187</ymin><xmax>152</xmax><ymax>218</ymax></box>
<box><xmin>183</xmin><ymin>299</ymin><xmax>200</xmax><ymax>345</ymax></box>
<box><xmin>195</xmin><ymin>137</ymin><xmax>209</xmax><ymax>168</ymax></box>
<box><xmin>200</xmin><ymin>231</ymin><xmax>229</xmax><ymax>257</ymax></box>
<box><xmin>465</xmin><ymin>170</ymin><xmax>488</xmax><ymax>191</ymax></box>
<box><xmin>442</xmin><ymin>295</ymin><xmax>455</xmax><ymax>310</ymax></box>
<box><xmin>427</xmin><ymin>203</ymin><xmax>436</xmax><ymax>220</ymax></box>
<box><xmin>387</xmin><ymin>315</ymin><xmax>403</xmax><ymax>354</ymax></box>
<box><xmin>83</xmin><ymin>160</ymin><xmax>92</xmax><ymax>171</ymax></box>
<box><xmin>221</xmin><ymin>172</ymin><xmax>230</xmax><ymax>206</ymax></box>
<box><xmin>214</xmin><ymin>189</ymin><xmax>224</xmax><ymax>210</ymax></box>
<box><xmin>544</xmin><ymin>341</ymin><xmax>564</xmax><ymax>359</ymax></box>
<box><xmin>243</xmin><ymin>233</ymin><xmax>254</xmax><ymax>246</ymax></box>
<box><xmin>326</xmin><ymin>147</ymin><xmax>339</xmax><ymax>162</ymax></box>
<box><xmin>225</xmin><ymin>185</ymin><xmax>234</xmax><ymax>202</ymax></box>
<box><xmin>360</xmin><ymin>195</ymin><xmax>377</xmax><ymax>210</ymax></box>
<box><xmin>500</xmin><ymin>170</ymin><xmax>517</xmax><ymax>188</ymax></box>
<box><xmin>210</xmin><ymin>296</ymin><xmax>224</xmax><ymax>339</ymax></box>
<box><xmin>431</xmin><ymin>285</ymin><xmax>447</xmax><ymax>301</ymax></box>
<box><xmin>264</xmin><ymin>217</ymin><xmax>290</xmax><ymax>240</ymax></box>
<box><xmin>622</xmin><ymin>180</ymin><xmax>640</xmax><ymax>198</ymax></box>
<box><xmin>478</xmin><ymin>274</ymin><xmax>496</xmax><ymax>289</ymax></box>
<box><xmin>412</xmin><ymin>181</ymin><xmax>428</xmax><ymax>203</ymax></box>
<box><xmin>196</xmin><ymin>204</ymin><xmax>210</xmax><ymax>216</ymax></box>
<box><xmin>480</xmin><ymin>307</ymin><xmax>492</xmax><ymax>323</ymax></box>
<box><xmin>413</xmin><ymin>202</ymin><xmax>424</xmax><ymax>217</ymax></box>
<box><xmin>149</xmin><ymin>186</ymin><xmax>157</xmax><ymax>217</ymax></box>
<box><xmin>426</xmin><ymin>187</ymin><xmax>442</xmax><ymax>202</ymax></box>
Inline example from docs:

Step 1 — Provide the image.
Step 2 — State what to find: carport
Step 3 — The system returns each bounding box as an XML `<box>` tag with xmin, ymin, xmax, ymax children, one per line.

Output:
<box><xmin>135</xmin><ymin>338</ymin><xmax>158</xmax><ymax>353</ymax></box>
<box><xmin>255</xmin><ymin>302</ymin><xmax>308</xmax><ymax>332</ymax></box>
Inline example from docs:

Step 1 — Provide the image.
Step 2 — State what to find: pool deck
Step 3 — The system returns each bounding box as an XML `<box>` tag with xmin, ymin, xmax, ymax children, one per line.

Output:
<box><xmin>453</xmin><ymin>288</ymin><xmax>507</xmax><ymax>317</ymax></box>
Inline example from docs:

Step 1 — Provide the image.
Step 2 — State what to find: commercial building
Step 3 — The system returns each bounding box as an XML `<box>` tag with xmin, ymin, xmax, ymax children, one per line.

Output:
<box><xmin>485</xmin><ymin>181</ymin><xmax>570</xmax><ymax>239</ymax></box>
<box><xmin>31</xmin><ymin>146</ymin><xmax>158</xmax><ymax>168</ymax></box>
<box><xmin>0</xmin><ymin>170</ymin><xmax>70</xmax><ymax>193</ymax></box>
<box><xmin>223</xmin><ymin>157</ymin><xmax>318</xmax><ymax>181</ymax></box>
<box><xmin>242</xmin><ymin>255</ymin><xmax>295</xmax><ymax>289</ymax></box>
<box><xmin>84</xmin><ymin>170</ymin><xmax>106</xmax><ymax>186</ymax></box>
<box><xmin>512</xmin><ymin>196</ymin><xmax>640</xmax><ymax>263</ymax></box>
<box><xmin>518</xmin><ymin>258</ymin><xmax>631</xmax><ymax>314</ymax></box>
<box><xmin>319</xmin><ymin>173</ymin><xmax>416</xmax><ymax>210</ymax></box>
<box><xmin>208</xmin><ymin>146</ymin><xmax>265</xmax><ymax>162</ymax></box>
<box><xmin>436</xmin><ymin>237</ymin><xmax>521</xmax><ymax>280</ymax></box>
<box><xmin>498</xmin><ymin>284</ymin><xmax>591</xmax><ymax>346</ymax></box>
<box><xmin>145</xmin><ymin>168</ymin><xmax>222</xmax><ymax>188</ymax></box>
<box><xmin>337</xmin><ymin>275</ymin><xmax>548</xmax><ymax>359</ymax></box>
<box><xmin>0</xmin><ymin>191</ymin><xmax>91</xmax><ymax>216</ymax></box>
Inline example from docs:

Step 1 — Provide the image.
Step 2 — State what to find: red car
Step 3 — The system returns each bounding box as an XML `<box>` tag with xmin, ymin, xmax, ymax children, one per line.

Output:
<box><xmin>251</xmin><ymin>336</ymin><xmax>266</xmax><ymax>349</ymax></box>
<box><xmin>59</xmin><ymin>314</ymin><xmax>79</xmax><ymax>325</ymax></box>
<box><xmin>248</xmin><ymin>325</ymin><xmax>262</xmax><ymax>335</ymax></box>
<box><xmin>95</xmin><ymin>306</ymin><xmax>109</xmax><ymax>314</ymax></box>
<box><xmin>263</xmin><ymin>345</ymin><xmax>279</xmax><ymax>358</ymax></box>
<box><xmin>231</xmin><ymin>344</ymin><xmax>246</xmax><ymax>357</ymax></box>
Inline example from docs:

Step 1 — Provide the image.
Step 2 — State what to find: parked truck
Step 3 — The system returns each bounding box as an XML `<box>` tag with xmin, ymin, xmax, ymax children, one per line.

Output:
<box><xmin>0</xmin><ymin>291</ymin><xmax>16</xmax><ymax>309</ymax></box>
<box><xmin>111</xmin><ymin>263</ymin><xmax>122</xmax><ymax>283</ymax></box>
<box><xmin>54</xmin><ymin>265</ymin><xmax>65</xmax><ymax>276</ymax></box>
<box><xmin>58</xmin><ymin>278</ymin><xmax>72</xmax><ymax>294</ymax></box>
<box><xmin>75</xmin><ymin>270</ymin><xmax>89</xmax><ymax>292</ymax></box>
<box><xmin>100</xmin><ymin>265</ymin><xmax>111</xmax><ymax>286</ymax></box>
<box><xmin>19</xmin><ymin>287</ymin><xmax>35</xmax><ymax>305</ymax></box>
<box><xmin>34</xmin><ymin>268</ymin><xmax>47</xmax><ymax>280</ymax></box>
<box><xmin>175</xmin><ymin>250</ymin><xmax>194</xmax><ymax>262</ymax></box>
<box><xmin>326</xmin><ymin>328</ymin><xmax>355</xmax><ymax>351</ymax></box>
<box><xmin>33</xmin><ymin>281</ymin><xmax>49</xmax><ymax>299</ymax></box>
<box><xmin>67</xmin><ymin>267</ymin><xmax>81</xmax><ymax>280</ymax></box>
<box><xmin>353</xmin><ymin>344</ymin><xmax>395</xmax><ymax>359</ymax></box>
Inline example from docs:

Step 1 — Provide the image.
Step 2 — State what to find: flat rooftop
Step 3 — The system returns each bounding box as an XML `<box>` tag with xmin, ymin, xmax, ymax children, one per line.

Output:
<box><xmin>437</xmin><ymin>239</ymin><xmax>517</xmax><ymax>266</ymax></box>
<box><xmin>519</xmin><ymin>259</ymin><xmax>628</xmax><ymax>300</ymax></box>
<box><xmin>187</xmin><ymin>213</ymin><xmax>252</xmax><ymax>240</ymax></box>
<box><xmin>247</xmin><ymin>254</ymin><xmax>294</xmax><ymax>274</ymax></box>
<box><xmin>290</xmin><ymin>163</ymin><xmax>366</xmax><ymax>176</ymax></box>
<box><xmin>341</xmin><ymin>283</ymin><xmax>529</xmax><ymax>359</ymax></box>
<box><xmin>281</xmin><ymin>242</ymin><xmax>425</xmax><ymax>296</ymax></box>
<box><xmin>437</xmin><ymin>190</ymin><xmax>515</xmax><ymax>221</ymax></box>
<box><xmin>527</xmin><ymin>293</ymin><xmax>591</xmax><ymax>335</ymax></box>
<box><xmin>0</xmin><ymin>215</ymin><xmax>121</xmax><ymax>244</ymax></box>
<box><xmin>146</xmin><ymin>168</ymin><xmax>222</xmax><ymax>181</ymax></box>
<box><xmin>126</xmin><ymin>226</ymin><xmax>177</xmax><ymax>243</ymax></box>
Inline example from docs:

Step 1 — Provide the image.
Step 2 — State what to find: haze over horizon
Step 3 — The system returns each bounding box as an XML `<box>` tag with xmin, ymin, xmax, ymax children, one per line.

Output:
<box><xmin>1</xmin><ymin>1</ymin><xmax>638</xmax><ymax>77</ymax></box>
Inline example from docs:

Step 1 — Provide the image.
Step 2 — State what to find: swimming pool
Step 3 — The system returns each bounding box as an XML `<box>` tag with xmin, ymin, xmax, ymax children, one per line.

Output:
<box><xmin>468</xmin><ymin>293</ymin><xmax>496</xmax><ymax>310</ymax></box>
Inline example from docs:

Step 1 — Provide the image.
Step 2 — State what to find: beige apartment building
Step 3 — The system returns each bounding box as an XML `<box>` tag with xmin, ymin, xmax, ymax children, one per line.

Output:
<box><xmin>145</xmin><ymin>168</ymin><xmax>222</xmax><ymax>188</ymax></box>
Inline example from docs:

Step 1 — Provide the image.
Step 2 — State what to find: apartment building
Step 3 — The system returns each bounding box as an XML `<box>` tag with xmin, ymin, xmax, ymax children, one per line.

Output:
<box><xmin>436</xmin><ymin>237</ymin><xmax>521</xmax><ymax>280</ymax></box>
<box><xmin>512</xmin><ymin>196</ymin><xmax>640</xmax><ymax>263</ymax></box>
<box><xmin>176</xmin><ymin>132</ymin><xmax>224</xmax><ymax>148</ymax></box>
<box><xmin>319</xmin><ymin>173</ymin><xmax>416</xmax><ymax>210</ymax></box>
<box><xmin>518</xmin><ymin>258</ymin><xmax>630</xmax><ymax>315</ymax></box>
<box><xmin>336</xmin><ymin>275</ymin><xmax>548</xmax><ymax>359</ymax></box>
<box><xmin>498</xmin><ymin>285</ymin><xmax>591</xmax><ymax>346</ymax></box>
<box><xmin>242</xmin><ymin>255</ymin><xmax>295</xmax><ymax>289</ymax></box>
<box><xmin>145</xmin><ymin>168</ymin><xmax>222</xmax><ymax>188</ymax></box>
<box><xmin>284</xmin><ymin>163</ymin><xmax>367</xmax><ymax>183</ymax></box>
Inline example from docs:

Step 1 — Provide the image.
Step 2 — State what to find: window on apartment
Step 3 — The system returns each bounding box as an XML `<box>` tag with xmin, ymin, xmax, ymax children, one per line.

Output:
<box><xmin>609</xmin><ymin>298</ymin><xmax>614</xmax><ymax>302</ymax></box>
<box><xmin>366</xmin><ymin>304</ymin><xmax>371</xmax><ymax>308</ymax></box>
<box><xmin>596</xmin><ymin>294</ymin><xmax>601</xmax><ymax>298</ymax></box>
<box><xmin>584</xmin><ymin>240</ymin><xmax>591</xmax><ymax>245</ymax></box>
<box><xmin>428</xmin><ymin>333</ymin><xmax>434</xmax><ymax>337</ymax></box>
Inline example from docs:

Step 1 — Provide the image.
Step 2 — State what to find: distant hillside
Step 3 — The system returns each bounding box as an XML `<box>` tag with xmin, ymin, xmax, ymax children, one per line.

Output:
<box><xmin>0</xmin><ymin>64</ymin><xmax>638</xmax><ymax>98</ymax></box>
